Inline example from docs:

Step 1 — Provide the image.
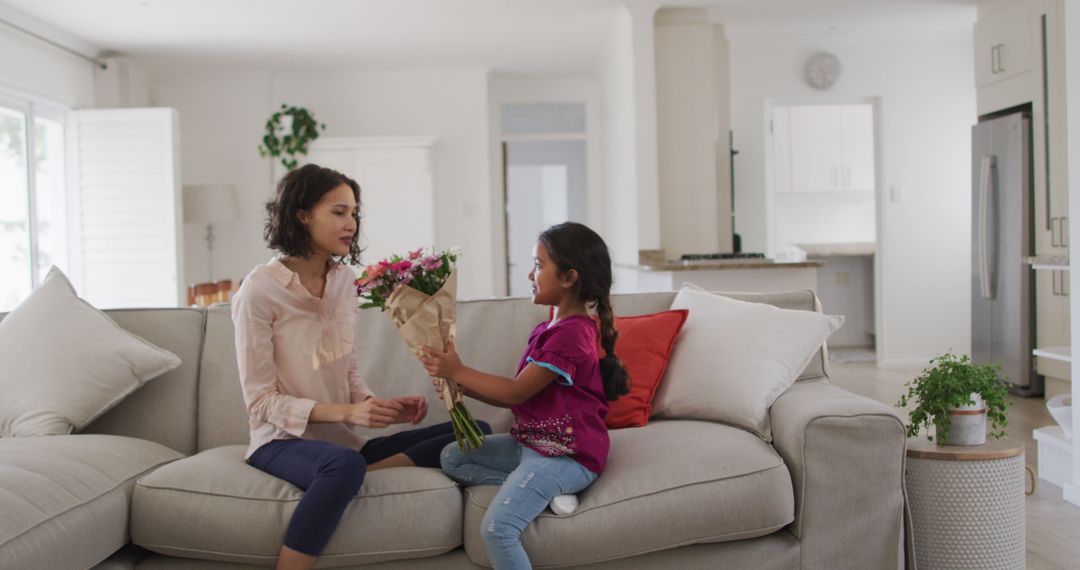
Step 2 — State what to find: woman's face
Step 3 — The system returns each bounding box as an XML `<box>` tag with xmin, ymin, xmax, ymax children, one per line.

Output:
<box><xmin>300</xmin><ymin>183</ymin><xmax>358</xmax><ymax>258</ymax></box>
<box><xmin>527</xmin><ymin>240</ymin><xmax>574</xmax><ymax>305</ymax></box>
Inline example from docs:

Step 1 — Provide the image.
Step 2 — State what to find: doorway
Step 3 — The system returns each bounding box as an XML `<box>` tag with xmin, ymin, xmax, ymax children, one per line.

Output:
<box><xmin>500</xmin><ymin>103</ymin><xmax>587</xmax><ymax>297</ymax></box>
<box><xmin>767</xmin><ymin>100</ymin><xmax>882</xmax><ymax>362</ymax></box>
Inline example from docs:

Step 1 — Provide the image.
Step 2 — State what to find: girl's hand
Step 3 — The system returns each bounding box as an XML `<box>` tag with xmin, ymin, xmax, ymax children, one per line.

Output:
<box><xmin>431</xmin><ymin>378</ymin><xmax>446</xmax><ymax>401</ymax></box>
<box><xmin>344</xmin><ymin>397</ymin><xmax>404</xmax><ymax>429</ymax></box>
<box><xmin>390</xmin><ymin>396</ymin><xmax>428</xmax><ymax>425</ymax></box>
<box><xmin>419</xmin><ymin>340</ymin><xmax>463</xmax><ymax>380</ymax></box>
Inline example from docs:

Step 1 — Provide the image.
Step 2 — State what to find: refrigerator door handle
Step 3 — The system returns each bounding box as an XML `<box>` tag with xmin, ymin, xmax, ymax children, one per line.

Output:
<box><xmin>979</xmin><ymin>155</ymin><xmax>996</xmax><ymax>299</ymax></box>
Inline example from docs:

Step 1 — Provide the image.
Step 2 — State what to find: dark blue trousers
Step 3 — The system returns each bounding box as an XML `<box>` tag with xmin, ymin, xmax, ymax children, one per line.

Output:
<box><xmin>248</xmin><ymin>420</ymin><xmax>491</xmax><ymax>556</ymax></box>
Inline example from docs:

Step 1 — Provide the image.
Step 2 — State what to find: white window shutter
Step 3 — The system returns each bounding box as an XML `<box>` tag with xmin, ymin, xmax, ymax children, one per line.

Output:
<box><xmin>68</xmin><ymin>108</ymin><xmax>183</xmax><ymax>308</ymax></box>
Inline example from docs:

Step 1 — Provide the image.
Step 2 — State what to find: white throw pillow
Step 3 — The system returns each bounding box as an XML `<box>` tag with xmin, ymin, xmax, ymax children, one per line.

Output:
<box><xmin>0</xmin><ymin>267</ymin><xmax>181</xmax><ymax>437</ymax></box>
<box><xmin>652</xmin><ymin>284</ymin><xmax>843</xmax><ymax>440</ymax></box>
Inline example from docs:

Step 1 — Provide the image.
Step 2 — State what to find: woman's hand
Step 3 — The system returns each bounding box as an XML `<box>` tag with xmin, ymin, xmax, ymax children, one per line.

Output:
<box><xmin>344</xmin><ymin>397</ymin><xmax>404</xmax><ymax>429</ymax></box>
<box><xmin>419</xmin><ymin>340</ymin><xmax>463</xmax><ymax>380</ymax></box>
<box><xmin>389</xmin><ymin>396</ymin><xmax>428</xmax><ymax>425</ymax></box>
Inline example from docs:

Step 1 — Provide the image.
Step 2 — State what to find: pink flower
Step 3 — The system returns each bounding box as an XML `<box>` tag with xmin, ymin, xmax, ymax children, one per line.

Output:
<box><xmin>391</xmin><ymin>260</ymin><xmax>413</xmax><ymax>276</ymax></box>
<box><xmin>408</xmin><ymin>248</ymin><xmax>423</xmax><ymax>260</ymax></box>
<box><xmin>421</xmin><ymin>256</ymin><xmax>442</xmax><ymax>271</ymax></box>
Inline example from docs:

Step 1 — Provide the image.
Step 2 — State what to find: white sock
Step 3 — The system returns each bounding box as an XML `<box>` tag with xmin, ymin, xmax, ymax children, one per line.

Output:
<box><xmin>549</xmin><ymin>494</ymin><xmax>579</xmax><ymax>515</ymax></box>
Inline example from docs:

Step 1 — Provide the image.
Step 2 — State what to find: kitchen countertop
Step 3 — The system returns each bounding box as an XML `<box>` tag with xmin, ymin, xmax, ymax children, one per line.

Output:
<box><xmin>628</xmin><ymin>250</ymin><xmax>823</xmax><ymax>272</ymax></box>
<box><xmin>1022</xmin><ymin>255</ymin><xmax>1069</xmax><ymax>269</ymax></box>
<box><xmin>796</xmin><ymin>242</ymin><xmax>877</xmax><ymax>257</ymax></box>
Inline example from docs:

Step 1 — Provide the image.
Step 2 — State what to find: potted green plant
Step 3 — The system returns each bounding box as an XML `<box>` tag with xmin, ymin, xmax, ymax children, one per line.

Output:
<box><xmin>896</xmin><ymin>352</ymin><xmax>1011</xmax><ymax>446</ymax></box>
<box><xmin>257</xmin><ymin>104</ymin><xmax>326</xmax><ymax>171</ymax></box>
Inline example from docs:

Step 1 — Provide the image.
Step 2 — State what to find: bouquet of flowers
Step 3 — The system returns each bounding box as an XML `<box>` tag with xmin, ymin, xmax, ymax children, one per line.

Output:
<box><xmin>355</xmin><ymin>247</ymin><xmax>485</xmax><ymax>451</ymax></box>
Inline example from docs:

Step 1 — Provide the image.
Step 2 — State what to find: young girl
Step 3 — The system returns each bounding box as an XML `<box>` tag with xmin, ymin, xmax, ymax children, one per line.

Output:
<box><xmin>233</xmin><ymin>164</ymin><xmax>490</xmax><ymax>570</ymax></box>
<box><xmin>420</xmin><ymin>222</ymin><xmax>628</xmax><ymax>570</ymax></box>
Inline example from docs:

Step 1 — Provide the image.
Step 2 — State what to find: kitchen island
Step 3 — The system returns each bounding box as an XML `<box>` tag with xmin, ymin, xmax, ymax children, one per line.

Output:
<box><xmin>614</xmin><ymin>250</ymin><xmax>823</xmax><ymax>294</ymax></box>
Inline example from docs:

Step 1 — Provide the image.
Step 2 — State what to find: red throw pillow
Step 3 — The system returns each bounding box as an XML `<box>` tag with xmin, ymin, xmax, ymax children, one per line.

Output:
<box><xmin>601</xmin><ymin>310</ymin><xmax>688</xmax><ymax>429</ymax></box>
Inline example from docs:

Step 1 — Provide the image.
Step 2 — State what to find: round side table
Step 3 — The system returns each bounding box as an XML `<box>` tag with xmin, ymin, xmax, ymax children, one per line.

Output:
<box><xmin>905</xmin><ymin>438</ymin><xmax>1025</xmax><ymax>570</ymax></box>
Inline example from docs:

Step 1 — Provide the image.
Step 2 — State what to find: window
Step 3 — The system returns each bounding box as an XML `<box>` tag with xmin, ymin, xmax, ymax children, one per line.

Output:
<box><xmin>0</xmin><ymin>91</ymin><xmax>69</xmax><ymax>312</ymax></box>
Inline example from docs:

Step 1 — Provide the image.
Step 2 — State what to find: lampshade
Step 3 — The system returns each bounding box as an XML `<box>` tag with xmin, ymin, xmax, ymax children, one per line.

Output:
<box><xmin>183</xmin><ymin>184</ymin><xmax>240</xmax><ymax>224</ymax></box>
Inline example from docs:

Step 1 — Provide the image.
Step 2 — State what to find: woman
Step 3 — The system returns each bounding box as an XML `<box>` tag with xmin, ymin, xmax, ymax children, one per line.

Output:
<box><xmin>232</xmin><ymin>164</ymin><xmax>490</xmax><ymax>570</ymax></box>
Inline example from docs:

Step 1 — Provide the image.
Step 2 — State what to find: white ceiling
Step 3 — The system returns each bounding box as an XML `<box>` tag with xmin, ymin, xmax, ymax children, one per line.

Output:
<box><xmin>1</xmin><ymin>0</ymin><xmax>979</xmax><ymax>75</ymax></box>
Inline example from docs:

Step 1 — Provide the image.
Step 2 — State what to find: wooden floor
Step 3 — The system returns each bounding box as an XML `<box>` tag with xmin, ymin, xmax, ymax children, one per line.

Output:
<box><xmin>829</xmin><ymin>357</ymin><xmax>1080</xmax><ymax>569</ymax></box>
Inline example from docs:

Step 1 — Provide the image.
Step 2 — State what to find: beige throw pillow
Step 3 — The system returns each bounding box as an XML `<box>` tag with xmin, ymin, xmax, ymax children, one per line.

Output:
<box><xmin>0</xmin><ymin>267</ymin><xmax>181</xmax><ymax>437</ymax></box>
<box><xmin>652</xmin><ymin>284</ymin><xmax>843</xmax><ymax>440</ymax></box>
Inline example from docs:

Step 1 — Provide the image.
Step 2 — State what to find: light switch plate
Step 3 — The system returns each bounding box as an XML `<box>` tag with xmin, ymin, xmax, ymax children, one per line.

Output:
<box><xmin>890</xmin><ymin>186</ymin><xmax>904</xmax><ymax>203</ymax></box>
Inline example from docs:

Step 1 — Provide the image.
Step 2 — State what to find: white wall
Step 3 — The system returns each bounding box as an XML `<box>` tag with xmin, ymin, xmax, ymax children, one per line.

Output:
<box><xmin>729</xmin><ymin>31</ymin><xmax>976</xmax><ymax>366</ymax></box>
<box><xmin>152</xmin><ymin>68</ymin><xmax>494</xmax><ymax>299</ymax></box>
<box><xmin>774</xmin><ymin>191</ymin><xmax>877</xmax><ymax>246</ymax></box>
<box><xmin>0</xmin><ymin>4</ymin><xmax>95</xmax><ymax>107</ymax></box>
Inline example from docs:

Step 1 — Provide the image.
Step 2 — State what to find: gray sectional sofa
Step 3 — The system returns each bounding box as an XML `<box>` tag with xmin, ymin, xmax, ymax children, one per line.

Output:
<box><xmin>0</xmin><ymin>291</ymin><xmax>909</xmax><ymax>569</ymax></box>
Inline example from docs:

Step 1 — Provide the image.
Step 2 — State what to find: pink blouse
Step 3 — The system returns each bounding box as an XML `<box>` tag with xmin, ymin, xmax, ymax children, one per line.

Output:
<box><xmin>232</xmin><ymin>257</ymin><xmax>374</xmax><ymax>459</ymax></box>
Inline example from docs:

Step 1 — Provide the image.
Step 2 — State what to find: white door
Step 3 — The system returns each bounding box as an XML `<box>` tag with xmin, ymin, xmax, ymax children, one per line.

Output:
<box><xmin>503</xmin><ymin>139</ymin><xmax>585</xmax><ymax>297</ymax></box>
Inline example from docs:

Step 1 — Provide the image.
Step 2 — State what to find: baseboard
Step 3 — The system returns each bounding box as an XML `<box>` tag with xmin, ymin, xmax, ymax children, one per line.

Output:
<box><xmin>877</xmin><ymin>357</ymin><xmax>930</xmax><ymax>370</ymax></box>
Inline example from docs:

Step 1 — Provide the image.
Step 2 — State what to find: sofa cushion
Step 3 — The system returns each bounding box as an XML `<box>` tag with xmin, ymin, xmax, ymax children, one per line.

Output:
<box><xmin>0</xmin><ymin>267</ymin><xmax>182</xmax><ymax>437</ymax></box>
<box><xmin>604</xmin><ymin>309</ymin><xmax>688</xmax><ymax>428</ymax></box>
<box><xmin>84</xmin><ymin>307</ymin><xmax>206</xmax><ymax>456</ymax></box>
<box><xmin>654</xmin><ymin>285</ymin><xmax>842</xmax><ymax>440</ymax></box>
<box><xmin>462</xmin><ymin>420</ymin><xmax>795</xmax><ymax>567</ymax></box>
<box><xmin>132</xmin><ymin>445</ymin><xmax>463</xmax><ymax>566</ymax></box>
<box><xmin>0</xmin><ymin>435</ymin><xmax>182</xmax><ymax>569</ymax></box>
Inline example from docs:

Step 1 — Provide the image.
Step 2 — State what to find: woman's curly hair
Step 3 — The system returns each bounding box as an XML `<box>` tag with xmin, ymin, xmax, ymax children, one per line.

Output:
<box><xmin>264</xmin><ymin>164</ymin><xmax>363</xmax><ymax>265</ymax></box>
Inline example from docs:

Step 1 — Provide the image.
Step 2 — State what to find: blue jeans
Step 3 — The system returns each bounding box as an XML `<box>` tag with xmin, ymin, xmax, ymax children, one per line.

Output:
<box><xmin>248</xmin><ymin>420</ymin><xmax>491</xmax><ymax>556</ymax></box>
<box><xmin>441</xmin><ymin>434</ymin><xmax>598</xmax><ymax>570</ymax></box>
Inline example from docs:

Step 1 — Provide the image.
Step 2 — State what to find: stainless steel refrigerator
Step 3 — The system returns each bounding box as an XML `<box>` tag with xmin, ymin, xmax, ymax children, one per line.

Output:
<box><xmin>971</xmin><ymin>110</ymin><xmax>1038</xmax><ymax>395</ymax></box>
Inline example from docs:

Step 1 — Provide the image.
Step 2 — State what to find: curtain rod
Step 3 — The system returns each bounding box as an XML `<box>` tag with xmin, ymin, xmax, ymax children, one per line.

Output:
<box><xmin>0</xmin><ymin>16</ymin><xmax>107</xmax><ymax>69</ymax></box>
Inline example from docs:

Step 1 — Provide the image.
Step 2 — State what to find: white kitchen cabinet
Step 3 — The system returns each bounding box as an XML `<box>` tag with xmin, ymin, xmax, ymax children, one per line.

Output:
<box><xmin>771</xmin><ymin>106</ymin><xmax>792</xmax><ymax>194</ymax></box>
<box><xmin>788</xmin><ymin>105</ymin><xmax>844</xmax><ymax>192</ymax></box>
<box><xmin>1031</xmin><ymin>0</ymin><xmax>1069</xmax><ymax>256</ymax></box>
<box><xmin>1034</xmin><ymin>267</ymin><xmax>1070</xmax><ymax>396</ymax></box>
<box><xmin>773</xmin><ymin>103</ymin><xmax>875</xmax><ymax>193</ymax></box>
<box><xmin>974</xmin><ymin>0</ymin><xmax>1032</xmax><ymax>88</ymax></box>
<box><xmin>841</xmin><ymin>104</ymin><xmax>875</xmax><ymax>191</ymax></box>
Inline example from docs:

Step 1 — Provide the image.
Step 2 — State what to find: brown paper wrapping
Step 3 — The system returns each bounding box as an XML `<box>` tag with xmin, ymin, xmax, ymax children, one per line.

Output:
<box><xmin>385</xmin><ymin>271</ymin><xmax>460</xmax><ymax>410</ymax></box>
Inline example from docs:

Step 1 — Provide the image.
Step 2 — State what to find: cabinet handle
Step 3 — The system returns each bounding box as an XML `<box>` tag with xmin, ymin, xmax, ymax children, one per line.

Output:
<box><xmin>1063</xmin><ymin>217</ymin><xmax>1069</xmax><ymax>248</ymax></box>
<box><xmin>991</xmin><ymin>45</ymin><xmax>999</xmax><ymax>74</ymax></box>
<box><xmin>998</xmin><ymin>44</ymin><xmax>1006</xmax><ymax>73</ymax></box>
<box><xmin>1051</xmin><ymin>217</ymin><xmax>1060</xmax><ymax>247</ymax></box>
<box><xmin>1064</xmin><ymin>271</ymin><xmax>1070</xmax><ymax>297</ymax></box>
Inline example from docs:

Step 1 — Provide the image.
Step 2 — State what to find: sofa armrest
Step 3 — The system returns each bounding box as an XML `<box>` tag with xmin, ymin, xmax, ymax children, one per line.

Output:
<box><xmin>770</xmin><ymin>379</ymin><xmax>907</xmax><ymax>569</ymax></box>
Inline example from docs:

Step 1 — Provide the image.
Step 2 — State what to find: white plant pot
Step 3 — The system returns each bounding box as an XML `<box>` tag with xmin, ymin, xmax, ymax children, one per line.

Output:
<box><xmin>1047</xmin><ymin>394</ymin><xmax>1073</xmax><ymax>439</ymax></box>
<box><xmin>943</xmin><ymin>393</ymin><xmax>987</xmax><ymax>446</ymax></box>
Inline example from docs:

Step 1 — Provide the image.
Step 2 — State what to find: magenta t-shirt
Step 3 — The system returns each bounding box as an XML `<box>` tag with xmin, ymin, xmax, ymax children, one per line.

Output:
<box><xmin>510</xmin><ymin>314</ymin><xmax>610</xmax><ymax>474</ymax></box>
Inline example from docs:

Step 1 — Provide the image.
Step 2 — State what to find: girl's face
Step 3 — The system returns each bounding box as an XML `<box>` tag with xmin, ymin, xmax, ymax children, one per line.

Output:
<box><xmin>527</xmin><ymin>240</ymin><xmax>575</xmax><ymax>306</ymax></box>
<box><xmin>299</xmin><ymin>183</ymin><xmax>358</xmax><ymax>258</ymax></box>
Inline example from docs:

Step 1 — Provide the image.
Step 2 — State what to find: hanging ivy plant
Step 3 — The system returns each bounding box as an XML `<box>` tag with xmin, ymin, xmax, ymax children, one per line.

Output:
<box><xmin>257</xmin><ymin>104</ymin><xmax>326</xmax><ymax>171</ymax></box>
